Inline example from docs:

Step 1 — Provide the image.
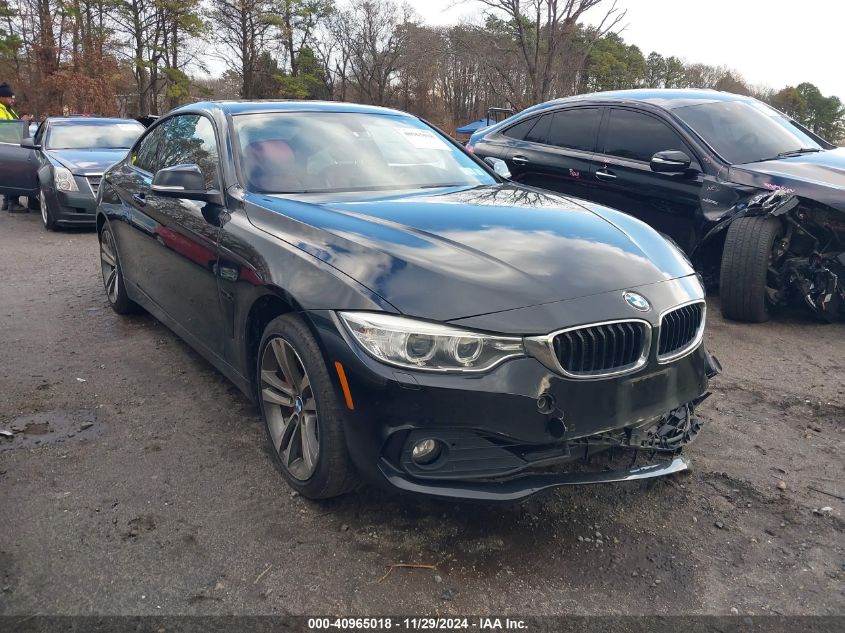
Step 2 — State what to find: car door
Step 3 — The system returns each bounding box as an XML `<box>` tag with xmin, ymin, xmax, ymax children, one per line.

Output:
<box><xmin>501</xmin><ymin>107</ymin><xmax>602</xmax><ymax>202</ymax></box>
<box><xmin>0</xmin><ymin>120</ymin><xmax>38</xmax><ymax>197</ymax></box>
<box><xmin>591</xmin><ymin>107</ymin><xmax>704</xmax><ymax>252</ymax></box>
<box><xmin>114</xmin><ymin>113</ymin><xmax>228</xmax><ymax>357</ymax></box>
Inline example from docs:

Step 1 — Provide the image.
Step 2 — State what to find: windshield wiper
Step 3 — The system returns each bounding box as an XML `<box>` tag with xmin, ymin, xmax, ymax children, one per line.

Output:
<box><xmin>776</xmin><ymin>147</ymin><xmax>822</xmax><ymax>158</ymax></box>
<box><xmin>745</xmin><ymin>147</ymin><xmax>823</xmax><ymax>163</ymax></box>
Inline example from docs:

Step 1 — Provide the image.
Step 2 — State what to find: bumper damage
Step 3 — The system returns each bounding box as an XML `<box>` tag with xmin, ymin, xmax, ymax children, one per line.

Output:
<box><xmin>378</xmin><ymin>351</ymin><xmax>719</xmax><ymax>502</ymax></box>
<box><xmin>379</xmin><ymin>455</ymin><xmax>691</xmax><ymax>502</ymax></box>
<box><xmin>310</xmin><ymin>282</ymin><xmax>720</xmax><ymax>501</ymax></box>
<box><xmin>380</xmin><ymin>388</ymin><xmax>714</xmax><ymax>502</ymax></box>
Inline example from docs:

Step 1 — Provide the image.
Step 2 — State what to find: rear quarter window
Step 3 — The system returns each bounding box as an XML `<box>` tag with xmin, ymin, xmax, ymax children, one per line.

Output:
<box><xmin>501</xmin><ymin>116</ymin><xmax>538</xmax><ymax>141</ymax></box>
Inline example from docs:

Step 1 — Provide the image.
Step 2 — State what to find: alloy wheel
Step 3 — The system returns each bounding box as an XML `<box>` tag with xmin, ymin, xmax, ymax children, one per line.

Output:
<box><xmin>39</xmin><ymin>190</ymin><xmax>47</xmax><ymax>227</ymax></box>
<box><xmin>99</xmin><ymin>229</ymin><xmax>119</xmax><ymax>304</ymax></box>
<box><xmin>260</xmin><ymin>337</ymin><xmax>319</xmax><ymax>481</ymax></box>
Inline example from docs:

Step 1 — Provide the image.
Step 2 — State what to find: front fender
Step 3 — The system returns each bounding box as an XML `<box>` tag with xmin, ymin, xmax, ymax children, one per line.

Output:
<box><xmin>693</xmin><ymin>189</ymin><xmax>797</xmax><ymax>258</ymax></box>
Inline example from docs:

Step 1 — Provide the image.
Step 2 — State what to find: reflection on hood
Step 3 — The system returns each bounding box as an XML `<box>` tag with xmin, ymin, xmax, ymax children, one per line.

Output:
<box><xmin>49</xmin><ymin>149</ymin><xmax>129</xmax><ymax>173</ymax></box>
<box><xmin>251</xmin><ymin>184</ymin><xmax>694</xmax><ymax>320</ymax></box>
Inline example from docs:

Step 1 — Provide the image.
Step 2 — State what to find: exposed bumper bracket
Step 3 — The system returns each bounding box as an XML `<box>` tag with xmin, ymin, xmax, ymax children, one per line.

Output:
<box><xmin>379</xmin><ymin>455</ymin><xmax>689</xmax><ymax>502</ymax></box>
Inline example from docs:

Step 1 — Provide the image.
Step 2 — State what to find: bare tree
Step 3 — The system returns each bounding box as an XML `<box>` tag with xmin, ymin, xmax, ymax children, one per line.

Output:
<box><xmin>277</xmin><ymin>0</ymin><xmax>333</xmax><ymax>77</ymax></box>
<box><xmin>207</xmin><ymin>0</ymin><xmax>276</xmax><ymax>98</ymax></box>
<box><xmin>331</xmin><ymin>0</ymin><xmax>413</xmax><ymax>106</ymax></box>
<box><xmin>472</xmin><ymin>0</ymin><xmax>625</xmax><ymax>107</ymax></box>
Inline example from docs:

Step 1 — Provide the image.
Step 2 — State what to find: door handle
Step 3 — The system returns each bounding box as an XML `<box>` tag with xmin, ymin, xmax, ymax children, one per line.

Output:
<box><xmin>511</xmin><ymin>155</ymin><xmax>529</xmax><ymax>165</ymax></box>
<box><xmin>132</xmin><ymin>193</ymin><xmax>147</xmax><ymax>206</ymax></box>
<box><xmin>595</xmin><ymin>169</ymin><xmax>617</xmax><ymax>181</ymax></box>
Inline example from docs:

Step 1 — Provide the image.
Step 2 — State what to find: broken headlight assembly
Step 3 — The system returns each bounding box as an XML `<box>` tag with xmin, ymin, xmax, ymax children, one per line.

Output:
<box><xmin>338</xmin><ymin>311</ymin><xmax>524</xmax><ymax>372</ymax></box>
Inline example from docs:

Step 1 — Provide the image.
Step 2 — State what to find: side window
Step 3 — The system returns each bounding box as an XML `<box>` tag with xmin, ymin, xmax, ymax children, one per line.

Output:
<box><xmin>501</xmin><ymin>116</ymin><xmax>538</xmax><ymax>141</ymax></box>
<box><xmin>132</xmin><ymin>124</ymin><xmax>165</xmax><ymax>174</ymax></box>
<box><xmin>158</xmin><ymin>114</ymin><xmax>220</xmax><ymax>189</ymax></box>
<box><xmin>0</xmin><ymin>120</ymin><xmax>26</xmax><ymax>143</ymax></box>
<box><xmin>525</xmin><ymin>114</ymin><xmax>552</xmax><ymax>144</ymax></box>
<box><xmin>548</xmin><ymin>108</ymin><xmax>601</xmax><ymax>152</ymax></box>
<box><xmin>604</xmin><ymin>109</ymin><xmax>690</xmax><ymax>163</ymax></box>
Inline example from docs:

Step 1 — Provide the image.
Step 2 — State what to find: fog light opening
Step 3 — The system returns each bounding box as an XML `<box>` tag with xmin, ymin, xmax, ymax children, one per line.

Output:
<box><xmin>547</xmin><ymin>416</ymin><xmax>567</xmax><ymax>439</ymax></box>
<box><xmin>411</xmin><ymin>438</ymin><xmax>442</xmax><ymax>465</ymax></box>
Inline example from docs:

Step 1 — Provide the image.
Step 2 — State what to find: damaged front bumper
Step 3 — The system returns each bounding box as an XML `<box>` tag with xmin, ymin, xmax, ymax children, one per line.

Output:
<box><xmin>376</xmin><ymin>388</ymin><xmax>713</xmax><ymax>502</ymax></box>
<box><xmin>310</xmin><ymin>286</ymin><xmax>720</xmax><ymax>501</ymax></box>
<box><xmin>378</xmin><ymin>455</ymin><xmax>692</xmax><ymax>502</ymax></box>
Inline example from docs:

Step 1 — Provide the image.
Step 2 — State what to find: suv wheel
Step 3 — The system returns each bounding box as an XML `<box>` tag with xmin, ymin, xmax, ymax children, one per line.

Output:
<box><xmin>719</xmin><ymin>216</ymin><xmax>783</xmax><ymax>322</ymax></box>
<box><xmin>258</xmin><ymin>314</ymin><xmax>358</xmax><ymax>499</ymax></box>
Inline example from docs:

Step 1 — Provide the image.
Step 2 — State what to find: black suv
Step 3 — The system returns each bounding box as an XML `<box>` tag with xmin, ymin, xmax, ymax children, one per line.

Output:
<box><xmin>469</xmin><ymin>89</ymin><xmax>845</xmax><ymax>323</ymax></box>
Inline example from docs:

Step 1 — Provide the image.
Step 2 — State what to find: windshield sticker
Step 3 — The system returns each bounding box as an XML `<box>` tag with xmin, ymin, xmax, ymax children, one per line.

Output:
<box><xmin>398</xmin><ymin>128</ymin><xmax>451</xmax><ymax>151</ymax></box>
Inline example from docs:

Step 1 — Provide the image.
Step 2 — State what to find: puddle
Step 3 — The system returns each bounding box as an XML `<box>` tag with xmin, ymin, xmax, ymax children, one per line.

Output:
<box><xmin>0</xmin><ymin>410</ymin><xmax>102</xmax><ymax>451</ymax></box>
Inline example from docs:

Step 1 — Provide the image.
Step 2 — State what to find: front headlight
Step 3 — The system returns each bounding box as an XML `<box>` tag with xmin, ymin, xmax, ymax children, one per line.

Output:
<box><xmin>338</xmin><ymin>312</ymin><xmax>524</xmax><ymax>372</ymax></box>
<box><xmin>54</xmin><ymin>167</ymin><xmax>78</xmax><ymax>192</ymax></box>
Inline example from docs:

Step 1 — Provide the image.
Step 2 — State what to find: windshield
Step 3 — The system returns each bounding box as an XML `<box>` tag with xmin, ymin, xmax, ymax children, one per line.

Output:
<box><xmin>46</xmin><ymin>122</ymin><xmax>145</xmax><ymax>150</ymax></box>
<box><xmin>233</xmin><ymin>112</ymin><xmax>495</xmax><ymax>194</ymax></box>
<box><xmin>672</xmin><ymin>100</ymin><xmax>824</xmax><ymax>164</ymax></box>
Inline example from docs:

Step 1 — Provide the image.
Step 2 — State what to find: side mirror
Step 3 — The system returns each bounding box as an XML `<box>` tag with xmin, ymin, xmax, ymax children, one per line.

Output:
<box><xmin>21</xmin><ymin>137</ymin><xmax>40</xmax><ymax>150</ymax></box>
<box><xmin>152</xmin><ymin>164</ymin><xmax>223</xmax><ymax>205</ymax></box>
<box><xmin>650</xmin><ymin>150</ymin><xmax>692</xmax><ymax>173</ymax></box>
<box><xmin>484</xmin><ymin>156</ymin><xmax>511</xmax><ymax>179</ymax></box>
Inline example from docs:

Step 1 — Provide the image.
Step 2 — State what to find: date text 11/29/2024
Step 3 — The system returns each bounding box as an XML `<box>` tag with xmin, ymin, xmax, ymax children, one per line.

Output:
<box><xmin>307</xmin><ymin>617</ymin><xmax>528</xmax><ymax>630</ymax></box>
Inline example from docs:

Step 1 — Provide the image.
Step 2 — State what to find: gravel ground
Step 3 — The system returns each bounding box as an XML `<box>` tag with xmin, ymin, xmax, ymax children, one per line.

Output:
<box><xmin>0</xmin><ymin>210</ymin><xmax>843</xmax><ymax>616</ymax></box>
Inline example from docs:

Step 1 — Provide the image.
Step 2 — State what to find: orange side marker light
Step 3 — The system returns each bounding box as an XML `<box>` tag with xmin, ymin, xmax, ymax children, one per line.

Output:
<box><xmin>334</xmin><ymin>361</ymin><xmax>355</xmax><ymax>410</ymax></box>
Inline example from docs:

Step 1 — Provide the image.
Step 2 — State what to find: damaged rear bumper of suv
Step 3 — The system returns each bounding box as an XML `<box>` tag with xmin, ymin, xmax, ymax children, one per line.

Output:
<box><xmin>308</xmin><ymin>277</ymin><xmax>721</xmax><ymax>502</ymax></box>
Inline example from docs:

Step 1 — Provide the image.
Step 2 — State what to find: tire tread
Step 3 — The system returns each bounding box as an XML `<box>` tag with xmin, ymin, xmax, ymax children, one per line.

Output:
<box><xmin>719</xmin><ymin>216</ymin><xmax>781</xmax><ymax>322</ymax></box>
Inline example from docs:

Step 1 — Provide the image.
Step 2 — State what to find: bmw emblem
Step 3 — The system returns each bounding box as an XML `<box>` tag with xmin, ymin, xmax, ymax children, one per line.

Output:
<box><xmin>623</xmin><ymin>291</ymin><xmax>650</xmax><ymax>312</ymax></box>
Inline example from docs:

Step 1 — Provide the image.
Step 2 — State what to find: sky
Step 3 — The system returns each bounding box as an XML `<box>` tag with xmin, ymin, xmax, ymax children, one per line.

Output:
<box><xmin>409</xmin><ymin>0</ymin><xmax>844</xmax><ymax>100</ymax></box>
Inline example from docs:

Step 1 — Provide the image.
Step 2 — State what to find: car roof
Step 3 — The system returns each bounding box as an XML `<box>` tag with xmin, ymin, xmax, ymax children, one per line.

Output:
<box><xmin>172</xmin><ymin>100</ymin><xmax>413</xmax><ymax>118</ymax></box>
<box><xmin>528</xmin><ymin>89</ymin><xmax>754</xmax><ymax>113</ymax></box>
<box><xmin>46</xmin><ymin>117</ymin><xmax>144</xmax><ymax>125</ymax></box>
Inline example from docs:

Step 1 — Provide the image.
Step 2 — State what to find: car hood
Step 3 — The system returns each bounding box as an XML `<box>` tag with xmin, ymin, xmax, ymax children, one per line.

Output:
<box><xmin>730</xmin><ymin>148</ymin><xmax>845</xmax><ymax>211</ymax></box>
<box><xmin>48</xmin><ymin>149</ymin><xmax>128</xmax><ymax>174</ymax></box>
<box><xmin>247</xmin><ymin>184</ymin><xmax>694</xmax><ymax>321</ymax></box>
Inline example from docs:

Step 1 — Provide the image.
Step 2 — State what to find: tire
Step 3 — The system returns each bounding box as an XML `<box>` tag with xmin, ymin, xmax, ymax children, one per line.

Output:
<box><xmin>257</xmin><ymin>314</ymin><xmax>358</xmax><ymax>499</ymax></box>
<box><xmin>39</xmin><ymin>187</ymin><xmax>58</xmax><ymax>231</ymax></box>
<box><xmin>719</xmin><ymin>216</ymin><xmax>782</xmax><ymax>323</ymax></box>
<box><xmin>98</xmin><ymin>225</ymin><xmax>139</xmax><ymax>314</ymax></box>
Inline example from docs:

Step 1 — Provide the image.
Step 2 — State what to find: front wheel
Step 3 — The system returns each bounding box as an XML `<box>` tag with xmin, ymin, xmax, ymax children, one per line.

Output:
<box><xmin>258</xmin><ymin>314</ymin><xmax>358</xmax><ymax>499</ymax></box>
<box><xmin>39</xmin><ymin>188</ymin><xmax>57</xmax><ymax>231</ymax></box>
<box><xmin>719</xmin><ymin>216</ymin><xmax>783</xmax><ymax>322</ymax></box>
<box><xmin>99</xmin><ymin>226</ymin><xmax>139</xmax><ymax>314</ymax></box>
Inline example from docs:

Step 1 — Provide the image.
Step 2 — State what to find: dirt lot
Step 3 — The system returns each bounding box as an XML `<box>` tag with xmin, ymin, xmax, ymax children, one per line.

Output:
<box><xmin>0</xmin><ymin>209</ymin><xmax>843</xmax><ymax>616</ymax></box>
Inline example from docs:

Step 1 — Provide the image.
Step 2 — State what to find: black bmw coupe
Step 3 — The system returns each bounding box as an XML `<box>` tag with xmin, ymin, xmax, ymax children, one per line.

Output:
<box><xmin>95</xmin><ymin>101</ymin><xmax>719</xmax><ymax>500</ymax></box>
